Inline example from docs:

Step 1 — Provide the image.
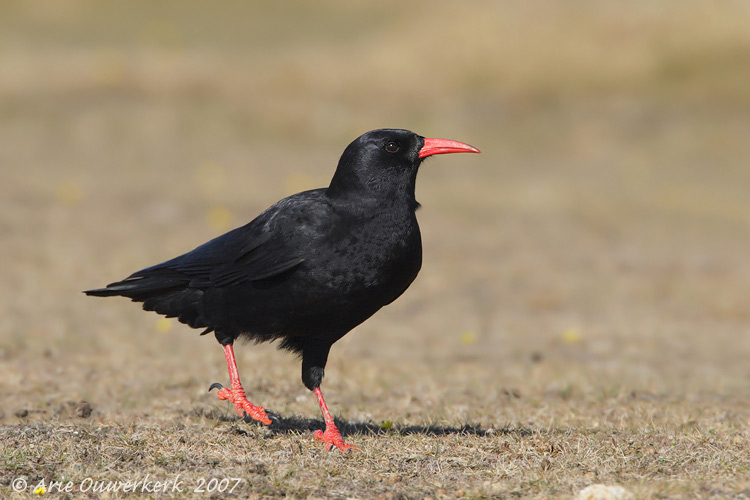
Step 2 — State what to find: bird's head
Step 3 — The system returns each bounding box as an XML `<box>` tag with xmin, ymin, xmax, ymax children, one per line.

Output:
<box><xmin>327</xmin><ymin>129</ymin><xmax>480</xmax><ymax>201</ymax></box>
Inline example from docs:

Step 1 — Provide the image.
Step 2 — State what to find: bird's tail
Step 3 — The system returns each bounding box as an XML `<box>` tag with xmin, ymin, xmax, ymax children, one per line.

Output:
<box><xmin>84</xmin><ymin>287</ymin><xmax>123</xmax><ymax>297</ymax></box>
<box><xmin>84</xmin><ymin>276</ymin><xmax>185</xmax><ymax>299</ymax></box>
<box><xmin>84</xmin><ymin>276</ymin><xmax>209</xmax><ymax>331</ymax></box>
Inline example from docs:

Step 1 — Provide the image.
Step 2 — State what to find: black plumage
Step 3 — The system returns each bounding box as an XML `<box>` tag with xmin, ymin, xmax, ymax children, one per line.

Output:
<box><xmin>85</xmin><ymin>128</ymin><xmax>479</xmax><ymax>450</ymax></box>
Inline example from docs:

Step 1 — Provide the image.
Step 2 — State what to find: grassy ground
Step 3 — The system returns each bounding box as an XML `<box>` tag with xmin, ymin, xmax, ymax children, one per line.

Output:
<box><xmin>2</xmin><ymin>1</ymin><xmax>750</xmax><ymax>498</ymax></box>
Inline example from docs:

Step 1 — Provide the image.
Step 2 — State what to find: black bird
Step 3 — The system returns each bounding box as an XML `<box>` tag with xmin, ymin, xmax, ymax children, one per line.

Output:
<box><xmin>85</xmin><ymin>129</ymin><xmax>480</xmax><ymax>450</ymax></box>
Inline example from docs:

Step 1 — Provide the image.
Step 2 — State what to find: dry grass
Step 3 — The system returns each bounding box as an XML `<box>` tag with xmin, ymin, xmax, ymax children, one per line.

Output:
<box><xmin>2</xmin><ymin>1</ymin><xmax>750</xmax><ymax>498</ymax></box>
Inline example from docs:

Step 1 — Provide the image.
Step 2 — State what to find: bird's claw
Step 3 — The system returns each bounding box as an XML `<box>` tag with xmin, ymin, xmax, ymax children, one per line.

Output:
<box><xmin>314</xmin><ymin>427</ymin><xmax>355</xmax><ymax>452</ymax></box>
<box><xmin>212</xmin><ymin>385</ymin><xmax>272</xmax><ymax>425</ymax></box>
<box><xmin>248</xmin><ymin>408</ymin><xmax>280</xmax><ymax>425</ymax></box>
<box><xmin>238</xmin><ymin>404</ymin><xmax>272</xmax><ymax>426</ymax></box>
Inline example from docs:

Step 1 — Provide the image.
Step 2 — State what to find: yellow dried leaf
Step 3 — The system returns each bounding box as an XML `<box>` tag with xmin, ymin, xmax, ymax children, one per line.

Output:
<box><xmin>207</xmin><ymin>206</ymin><xmax>233</xmax><ymax>232</ymax></box>
<box><xmin>562</xmin><ymin>328</ymin><xmax>583</xmax><ymax>343</ymax></box>
<box><xmin>156</xmin><ymin>317</ymin><xmax>173</xmax><ymax>333</ymax></box>
<box><xmin>460</xmin><ymin>331</ymin><xmax>478</xmax><ymax>345</ymax></box>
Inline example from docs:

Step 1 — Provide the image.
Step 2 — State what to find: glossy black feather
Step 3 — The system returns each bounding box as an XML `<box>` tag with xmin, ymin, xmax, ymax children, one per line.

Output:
<box><xmin>86</xmin><ymin>129</ymin><xmax>438</xmax><ymax>389</ymax></box>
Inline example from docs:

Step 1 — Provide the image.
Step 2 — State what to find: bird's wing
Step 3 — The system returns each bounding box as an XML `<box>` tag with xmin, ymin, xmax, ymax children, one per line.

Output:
<box><xmin>197</xmin><ymin>228</ymin><xmax>306</xmax><ymax>286</ymax></box>
<box><xmin>129</xmin><ymin>223</ymin><xmax>303</xmax><ymax>288</ymax></box>
<box><xmin>126</xmin><ymin>191</ymin><xmax>329</xmax><ymax>288</ymax></box>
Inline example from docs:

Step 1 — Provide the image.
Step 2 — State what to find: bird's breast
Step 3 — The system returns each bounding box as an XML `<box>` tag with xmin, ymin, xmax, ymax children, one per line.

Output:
<box><xmin>308</xmin><ymin>211</ymin><xmax>422</xmax><ymax>301</ymax></box>
<box><xmin>230</xmin><ymin>209</ymin><xmax>423</xmax><ymax>339</ymax></box>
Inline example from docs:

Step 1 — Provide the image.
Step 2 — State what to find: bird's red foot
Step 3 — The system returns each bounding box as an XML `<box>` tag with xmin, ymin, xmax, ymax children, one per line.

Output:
<box><xmin>314</xmin><ymin>424</ymin><xmax>355</xmax><ymax>452</ymax></box>
<box><xmin>210</xmin><ymin>383</ymin><xmax>272</xmax><ymax>425</ymax></box>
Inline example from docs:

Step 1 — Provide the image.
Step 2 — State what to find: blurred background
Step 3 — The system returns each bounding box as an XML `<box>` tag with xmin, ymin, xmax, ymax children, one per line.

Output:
<box><xmin>2</xmin><ymin>0</ymin><xmax>750</xmax><ymax>425</ymax></box>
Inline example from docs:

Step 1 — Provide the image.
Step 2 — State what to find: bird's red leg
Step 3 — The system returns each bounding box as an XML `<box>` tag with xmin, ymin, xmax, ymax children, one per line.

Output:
<box><xmin>313</xmin><ymin>387</ymin><xmax>354</xmax><ymax>451</ymax></box>
<box><xmin>214</xmin><ymin>344</ymin><xmax>272</xmax><ymax>425</ymax></box>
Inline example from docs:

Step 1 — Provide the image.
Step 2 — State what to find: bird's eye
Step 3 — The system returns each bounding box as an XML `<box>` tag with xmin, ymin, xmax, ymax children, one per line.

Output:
<box><xmin>385</xmin><ymin>141</ymin><xmax>400</xmax><ymax>153</ymax></box>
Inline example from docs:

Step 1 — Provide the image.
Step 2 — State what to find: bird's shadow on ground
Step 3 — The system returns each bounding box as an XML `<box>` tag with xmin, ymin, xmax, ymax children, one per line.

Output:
<box><xmin>191</xmin><ymin>407</ymin><xmax>531</xmax><ymax>438</ymax></box>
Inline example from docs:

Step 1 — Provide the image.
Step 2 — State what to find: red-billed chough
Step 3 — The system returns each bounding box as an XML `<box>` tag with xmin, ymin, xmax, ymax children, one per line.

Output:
<box><xmin>85</xmin><ymin>128</ymin><xmax>480</xmax><ymax>450</ymax></box>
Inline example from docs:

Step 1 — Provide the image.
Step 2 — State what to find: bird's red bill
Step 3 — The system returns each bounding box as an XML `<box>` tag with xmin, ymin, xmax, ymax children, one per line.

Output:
<box><xmin>419</xmin><ymin>137</ymin><xmax>481</xmax><ymax>159</ymax></box>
